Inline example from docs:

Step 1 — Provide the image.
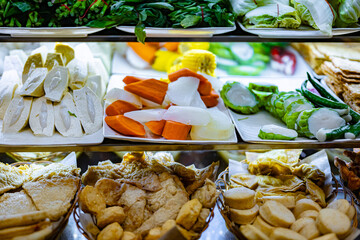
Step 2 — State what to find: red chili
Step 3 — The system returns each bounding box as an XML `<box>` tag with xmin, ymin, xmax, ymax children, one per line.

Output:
<box><xmin>61</xmin><ymin>4</ymin><xmax>71</xmax><ymax>11</ymax></box>
<box><xmin>80</xmin><ymin>0</ymin><xmax>98</xmax><ymax>19</ymax></box>
<box><xmin>201</xmin><ymin>6</ymin><xmax>204</xmax><ymax>22</ymax></box>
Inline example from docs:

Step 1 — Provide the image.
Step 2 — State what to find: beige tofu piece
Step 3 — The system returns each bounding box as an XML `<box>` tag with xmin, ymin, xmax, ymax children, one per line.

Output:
<box><xmin>223</xmin><ymin>187</ymin><xmax>255</xmax><ymax>210</ymax></box>
<box><xmin>176</xmin><ymin>199</ymin><xmax>202</xmax><ymax>230</ymax></box>
<box><xmin>97</xmin><ymin>222</ymin><xmax>123</xmax><ymax>240</ymax></box>
<box><xmin>230</xmin><ymin>204</ymin><xmax>259</xmax><ymax>225</ymax></box>
<box><xmin>260</xmin><ymin>201</ymin><xmax>295</xmax><ymax>228</ymax></box>
<box><xmin>96</xmin><ymin>206</ymin><xmax>125</xmax><ymax>228</ymax></box>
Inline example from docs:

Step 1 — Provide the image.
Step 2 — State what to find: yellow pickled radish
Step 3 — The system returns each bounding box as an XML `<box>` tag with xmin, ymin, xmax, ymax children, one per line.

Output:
<box><xmin>54</xmin><ymin>43</ymin><xmax>75</xmax><ymax>65</ymax></box>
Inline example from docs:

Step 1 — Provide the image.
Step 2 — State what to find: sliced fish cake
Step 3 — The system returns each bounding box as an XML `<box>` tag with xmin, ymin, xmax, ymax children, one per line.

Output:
<box><xmin>2</xmin><ymin>96</ymin><xmax>33</xmax><ymax>133</ymax></box>
<box><xmin>44</xmin><ymin>66</ymin><xmax>69</xmax><ymax>102</ymax></box>
<box><xmin>29</xmin><ymin>97</ymin><xmax>55</xmax><ymax>137</ymax></box>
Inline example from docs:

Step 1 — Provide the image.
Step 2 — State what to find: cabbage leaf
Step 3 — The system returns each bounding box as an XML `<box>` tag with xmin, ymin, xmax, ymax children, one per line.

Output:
<box><xmin>243</xmin><ymin>4</ymin><xmax>301</xmax><ymax>28</ymax></box>
<box><xmin>338</xmin><ymin>0</ymin><xmax>360</xmax><ymax>24</ymax></box>
<box><xmin>230</xmin><ymin>0</ymin><xmax>290</xmax><ymax>17</ymax></box>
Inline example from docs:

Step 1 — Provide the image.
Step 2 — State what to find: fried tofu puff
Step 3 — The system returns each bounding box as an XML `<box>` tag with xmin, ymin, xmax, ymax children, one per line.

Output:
<box><xmin>79</xmin><ymin>185</ymin><xmax>106</xmax><ymax>215</ymax></box>
<box><xmin>97</xmin><ymin>206</ymin><xmax>126</xmax><ymax>228</ymax></box>
<box><xmin>97</xmin><ymin>222</ymin><xmax>123</xmax><ymax>240</ymax></box>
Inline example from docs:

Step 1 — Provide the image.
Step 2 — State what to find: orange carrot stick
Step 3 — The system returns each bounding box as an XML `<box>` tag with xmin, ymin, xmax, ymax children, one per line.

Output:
<box><xmin>198</xmin><ymin>80</ymin><xmax>212</xmax><ymax>96</ymax></box>
<box><xmin>123</xmin><ymin>76</ymin><xmax>146</xmax><ymax>85</ymax></box>
<box><xmin>162</xmin><ymin>121</ymin><xmax>191</xmax><ymax>140</ymax></box>
<box><xmin>124</xmin><ymin>79</ymin><xmax>168</xmax><ymax>104</ymax></box>
<box><xmin>145</xmin><ymin>120</ymin><xmax>166</xmax><ymax>136</ymax></box>
<box><xmin>201</xmin><ymin>90</ymin><xmax>219</xmax><ymax>108</ymax></box>
<box><xmin>168</xmin><ymin>68</ymin><xmax>207</xmax><ymax>82</ymax></box>
<box><xmin>163</xmin><ymin>42</ymin><xmax>179</xmax><ymax>52</ymax></box>
<box><xmin>127</xmin><ymin>42</ymin><xmax>158</xmax><ymax>63</ymax></box>
<box><xmin>105</xmin><ymin>100</ymin><xmax>139</xmax><ymax>116</ymax></box>
<box><xmin>105</xmin><ymin>115</ymin><xmax>145</xmax><ymax>137</ymax></box>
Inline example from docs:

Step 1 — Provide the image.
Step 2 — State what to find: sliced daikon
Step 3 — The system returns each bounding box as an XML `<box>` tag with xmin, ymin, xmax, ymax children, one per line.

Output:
<box><xmin>44</xmin><ymin>66</ymin><xmax>69</xmax><ymax>102</ymax></box>
<box><xmin>19</xmin><ymin>67</ymin><xmax>48</xmax><ymax>97</ymax></box>
<box><xmin>86</xmin><ymin>75</ymin><xmax>106</xmax><ymax>99</ymax></box>
<box><xmin>4</xmin><ymin>55</ymin><xmax>23</xmax><ymax>78</ymax></box>
<box><xmin>29</xmin><ymin>97</ymin><xmax>55</xmax><ymax>137</ymax></box>
<box><xmin>104</xmin><ymin>88</ymin><xmax>142</xmax><ymax>109</ymax></box>
<box><xmin>167</xmin><ymin>77</ymin><xmax>200</xmax><ymax>106</ymax></box>
<box><xmin>0</xmin><ymin>75</ymin><xmax>19</xmax><ymax>119</ymax></box>
<box><xmin>126</xmin><ymin>47</ymin><xmax>150</xmax><ymax>69</ymax></box>
<box><xmin>67</xmin><ymin>58</ymin><xmax>88</xmax><ymax>90</ymax></box>
<box><xmin>190</xmin><ymin>91</ymin><xmax>207</xmax><ymax>109</ymax></box>
<box><xmin>124</xmin><ymin>109</ymin><xmax>166</xmax><ymax>122</ymax></box>
<box><xmin>54</xmin><ymin>92</ymin><xmax>83</xmax><ymax>137</ymax></box>
<box><xmin>73</xmin><ymin>87</ymin><xmax>103</xmax><ymax>135</ymax></box>
<box><xmin>2</xmin><ymin>96</ymin><xmax>33</xmax><ymax>133</ymax></box>
<box><xmin>141</xmin><ymin>98</ymin><xmax>161</xmax><ymax>108</ymax></box>
<box><xmin>163</xmin><ymin>106</ymin><xmax>211</xmax><ymax>126</ymax></box>
<box><xmin>88</xmin><ymin>58</ymin><xmax>109</xmax><ymax>85</ymax></box>
<box><xmin>190</xmin><ymin>108</ymin><xmax>234</xmax><ymax>140</ymax></box>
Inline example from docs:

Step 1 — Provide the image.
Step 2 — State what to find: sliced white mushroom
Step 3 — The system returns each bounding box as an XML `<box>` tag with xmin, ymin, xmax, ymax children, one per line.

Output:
<box><xmin>53</xmin><ymin>92</ymin><xmax>83</xmax><ymax>137</ymax></box>
<box><xmin>19</xmin><ymin>68</ymin><xmax>48</xmax><ymax>97</ymax></box>
<box><xmin>73</xmin><ymin>87</ymin><xmax>103</xmax><ymax>135</ymax></box>
<box><xmin>29</xmin><ymin>96</ymin><xmax>55</xmax><ymax>137</ymax></box>
<box><xmin>86</xmin><ymin>75</ymin><xmax>106</xmax><ymax>99</ymax></box>
<box><xmin>2</xmin><ymin>96</ymin><xmax>33</xmax><ymax>133</ymax></box>
<box><xmin>44</xmin><ymin>66</ymin><xmax>69</xmax><ymax>102</ymax></box>
<box><xmin>67</xmin><ymin>58</ymin><xmax>88</xmax><ymax>90</ymax></box>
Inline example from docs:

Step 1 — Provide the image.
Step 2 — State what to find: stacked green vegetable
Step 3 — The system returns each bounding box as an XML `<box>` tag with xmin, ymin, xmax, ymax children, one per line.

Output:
<box><xmin>0</xmin><ymin>0</ymin><xmax>234</xmax><ymax>42</ymax></box>
<box><xmin>230</xmin><ymin>0</ymin><xmax>360</xmax><ymax>35</ymax></box>
<box><xmin>221</xmin><ymin>74</ymin><xmax>360</xmax><ymax>141</ymax></box>
<box><xmin>0</xmin><ymin>0</ymin><xmax>114</xmax><ymax>27</ymax></box>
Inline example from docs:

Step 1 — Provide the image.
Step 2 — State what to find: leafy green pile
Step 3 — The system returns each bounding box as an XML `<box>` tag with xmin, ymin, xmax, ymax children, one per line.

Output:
<box><xmin>0</xmin><ymin>0</ymin><xmax>113</xmax><ymax>27</ymax></box>
<box><xmin>87</xmin><ymin>0</ymin><xmax>235</xmax><ymax>42</ymax></box>
<box><xmin>0</xmin><ymin>0</ymin><xmax>234</xmax><ymax>42</ymax></box>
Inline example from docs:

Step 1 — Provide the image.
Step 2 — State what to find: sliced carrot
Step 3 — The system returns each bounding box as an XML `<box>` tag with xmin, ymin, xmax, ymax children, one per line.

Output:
<box><xmin>198</xmin><ymin>80</ymin><xmax>212</xmax><ymax>96</ymax></box>
<box><xmin>145</xmin><ymin>120</ymin><xmax>166</xmax><ymax>136</ymax></box>
<box><xmin>162</xmin><ymin>121</ymin><xmax>191</xmax><ymax>140</ymax></box>
<box><xmin>123</xmin><ymin>76</ymin><xmax>146</xmax><ymax>85</ymax></box>
<box><xmin>106</xmin><ymin>100</ymin><xmax>139</xmax><ymax>116</ymax></box>
<box><xmin>201</xmin><ymin>90</ymin><xmax>219</xmax><ymax>108</ymax></box>
<box><xmin>163</xmin><ymin>42</ymin><xmax>179</xmax><ymax>52</ymax></box>
<box><xmin>124</xmin><ymin>79</ymin><xmax>168</xmax><ymax>104</ymax></box>
<box><xmin>168</xmin><ymin>68</ymin><xmax>207</xmax><ymax>82</ymax></box>
<box><xmin>127</xmin><ymin>42</ymin><xmax>158</xmax><ymax>63</ymax></box>
<box><xmin>146</xmin><ymin>42</ymin><xmax>161</xmax><ymax>48</ymax></box>
<box><xmin>105</xmin><ymin>115</ymin><xmax>145</xmax><ymax>137</ymax></box>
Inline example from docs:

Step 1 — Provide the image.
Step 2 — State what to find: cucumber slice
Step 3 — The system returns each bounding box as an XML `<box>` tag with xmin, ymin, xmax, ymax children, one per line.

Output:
<box><xmin>283</xmin><ymin>101</ymin><xmax>314</xmax><ymax>129</ymax></box>
<box><xmin>217</xmin><ymin>57</ymin><xmax>238</xmax><ymax>72</ymax></box>
<box><xmin>249</xmin><ymin>82</ymin><xmax>279</xmax><ymax>93</ymax></box>
<box><xmin>258</xmin><ymin>124</ymin><xmax>298</xmax><ymax>140</ymax></box>
<box><xmin>231</xmin><ymin>43</ymin><xmax>254</xmax><ymax>64</ymax></box>
<box><xmin>220</xmin><ymin>82</ymin><xmax>260</xmax><ymax>114</ymax></box>
<box><xmin>227</xmin><ymin>65</ymin><xmax>264</xmax><ymax>76</ymax></box>
<box><xmin>297</xmin><ymin>108</ymin><xmax>346</xmax><ymax>138</ymax></box>
<box><xmin>273</xmin><ymin>92</ymin><xmax>300</xmax><ymax>119</ymax></box>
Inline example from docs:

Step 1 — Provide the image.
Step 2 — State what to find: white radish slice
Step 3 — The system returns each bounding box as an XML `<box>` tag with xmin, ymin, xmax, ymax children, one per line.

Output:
<box><xmin>190</xmin><ymin>107</ymin><xmax>234</xmax><ymax>140</ymax></box>
<box><xmin>163</xmin><ymin>106</ymin><xmax>210</xmax><ymax>126</ymax></box>
<box><xmin>198</xmin><ymin>72</ymin><xmax>221</xmax><ymax>91</ymax></box>
<box><xmin>190</xmin><ymin>91</ymin><xmax>207</xmax><ymax>109</ymax></box>
<box><xmin>141</xmin><ymin>98</ymin><xmax>161</xmax><ymax>108</ymax></box>
<box><xmin>104</xmin><ymin>88</ymin><xmax>142</xmax><ymax>109</ymax></box>
<box><xmin>167</xmin><ymin>77</ymin><xmax>200</xmax><ymax>106</ymax></box>
<box><xmin>126</xmin><ymin>48</ymin><xmax>149</xmax><ymax>69</ymax></box>
<box><xmin>125</xmin><ymin>109</ymin><xmax>166</xmax><ymax>122</ymax></box>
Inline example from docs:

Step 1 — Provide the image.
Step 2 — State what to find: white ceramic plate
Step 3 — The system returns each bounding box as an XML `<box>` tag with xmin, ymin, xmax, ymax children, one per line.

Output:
<box><xmin>103</xmin><ymin>74</ymin><xmax>237</xmax><ymax>144</ymax></box>
<box><xmin>0</xmin><ymin>27</ymin><xmax>104</xmax><ymax>38</ymax></box>
<box><xmin>239</xmin><ymin>22</ymin><xmax>360</xmax><ymax>38</ymax></box>
<box><xmin>0</xmin><ymin>121</ymin><xmax>104</xmax><ymax>146</ymax></box>
<box><xmin>116</xmin><ymin>25</ymin><xmax>236</xmax><ymax>38</ymax></box>
<box><xmin>222</xmin><ymin>76</ymin><xmax>360</xmax><ymax>143</ymax></box>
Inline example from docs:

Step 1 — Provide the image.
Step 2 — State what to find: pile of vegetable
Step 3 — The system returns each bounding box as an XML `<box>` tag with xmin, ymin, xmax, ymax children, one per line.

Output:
<box><xmin>104</xmin><ymin>68</ymin><xmax>235</xmax><ymax>141</ymax></box>
<box><xmin>125</xmin><ymin>42</ymin><xmax>217</xmax><ymax>77</ymax></box>
<box><xmin>0</xmin><ymin>1</ymin><xmax>234</xmax><ymax>41</ymax></box>
<box><xmin>221</xmin><ymin>73</ymin><xmax>360</xmax><ymax>141</ymax></box>
<box><xmin>230</xmin><ymin>0</ymin><xmax>360</xmax><ymax>35</ymax></box>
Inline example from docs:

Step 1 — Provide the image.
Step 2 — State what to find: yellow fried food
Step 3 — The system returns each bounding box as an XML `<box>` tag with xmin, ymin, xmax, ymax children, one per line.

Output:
<box><xmin>298</xmin><ymin>210</ymin><xmax>319</xmax><ymax>220</ymax></box>
<box><xmin>223</xmin><ymin>187</ymin><xmax>255</xmax><ymax>210</ymax></box>
<box><xmin>259</xmin><ymin>201</ymin><xmax>295</xmax><ymax>228</ymax></box>
<box><xmin>293</xmin><ymin>199</ymin><xmax>321</xmax><ymax>218</ymax></box>
<box><xmin>313</xmin><ymin>233</ymin><xmax>339</xmax><ymax>240</ymax></box>
<box><xmin>240</xmin><ymin>224</ymin><xmax>270</xmax><ymax>240</ymax></box>
<box><xmin>299</xmin><ymin>222</ymin><xmax>320</xmax><ymax>239</ymax></box>
<box><xmin>176</xmin><ymin>199</ymin><xmax>202</xmax><ymax>230</ymax></box>
<box><xmin>270</xmin><ymin>227</ymin><xmax>306</xmax><ymax>240</ymax></box>
<box><xmin>97</xmin><ymin>222</ymin><xmax>123</xmax><ymax>240</ymax></box>
<box><xmin>253</xmin><ymin>216</ymin><xmax>275</xmax><ymax>236</ymax></box>
<box><xmin>145</xmin><ymin>227</ymin><xmax>162</xmax><ymax>240</ymax></box>
<box><xmin>79</xmin><ymin>185</ymin><xmax>106</xmax><ymax>215</ymax></box>
<box><xmin>191</xmin><ymin>179</ymin><xmax>218</xmax><ymax>208</ymax></box>
<box><xmin>97</xmin><ymin>206</ymin><xmax>126</xmax><ymax>228</ymax></box>
<box><xmin>327</xmin><ymin>199</ymin><xmax>355</xmax><ymax>219</ymax></box>
<box><xmin>316</xmin><ymin>209</ymin><xmax>351</xmax><ymax>238</ymax></box>
<box><xmin>291</xmin><ymin>217</ymin><xmax>315</xmax><ymax>232</ymax></box>
<box><xmin>121</xmin><ymin>231</ymin><xmax>137</xmax><ymax>240</ymax></box>
<box><xmin>191</xmin><ymin>208</ymin><xmax>210</xmax><ymax>232</ymax></box>
<box><xmin>230</xmin><ymin>204</ymin><xmax>259</xmax><ymax>225</ymax></box>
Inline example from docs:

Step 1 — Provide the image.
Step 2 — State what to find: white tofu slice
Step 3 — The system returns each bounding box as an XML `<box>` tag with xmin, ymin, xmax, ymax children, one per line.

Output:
<box><xmin>67</xmin><ymin>58</ymin><xmax>88</xmax><ymax>90</ymax></box>
<box><xmin>19</xmin><ymin>68</ymin><xmax>47</xmax><ymax>97</ymax></box>
<box><xmin>2</xmin><ymin>96</ymin><xmax>33</xmax><ymax>133</ymax></box>
<box><xmin>53</xmin><ymin>92</ymin><xmax>83</xmax><ymax>137</ymax></box>
<box><xmin>88</xmin><ymin>58</ymin><xmax>109</xmax><ymax>85</ymax></box>
<box><xmin>44</xmin><ymin>66</ymin><xmax>69</xmax><ymax>102</ymax></box>
<box><xmin>73</xmin><ymin>87</ymin><xmax>103</xmax><ymax>135</ymax></box>
<box><xmin>4</xmin><ymin>55</ymin><xmax>23</xmax><ymax>79</ymax></box>
<box><xmin>86</xmin><ymin>75</ymin><xmax>106</xmax><ymax>99</ymax></box>
<box><xmin>0</xmin><ymin>72</ymin><xmax>20</xmax><ymax>119</ymax></box>
<box><xmin>29</xmin><ymin>97</ymin><xmax>55</xmax><ymax>137</ymax></box>
<box><xmin>10</xmin><ymin>49</ymin><xmax>27</xmax><ymax>65</ymax></box>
